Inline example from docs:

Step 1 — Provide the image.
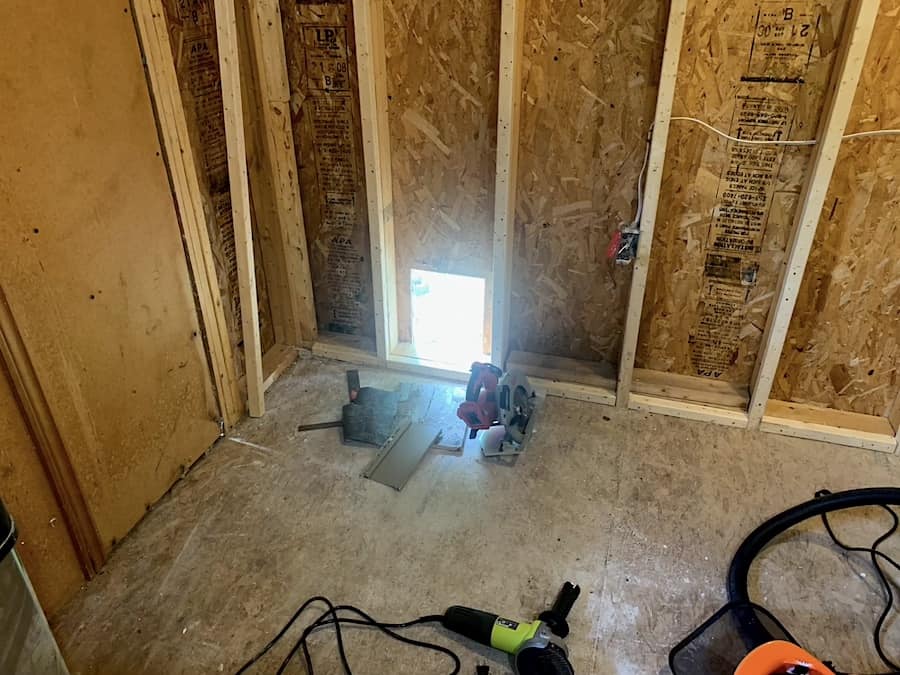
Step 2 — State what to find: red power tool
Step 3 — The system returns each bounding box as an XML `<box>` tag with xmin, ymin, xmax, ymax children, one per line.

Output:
<box><xmin>456</xmin><ymin>362</ymin><xmax>536</xmax><ymax>456</ymax></box>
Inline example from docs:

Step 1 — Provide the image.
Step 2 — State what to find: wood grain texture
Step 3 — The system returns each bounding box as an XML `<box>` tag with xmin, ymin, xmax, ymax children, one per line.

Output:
<box><xmin>247</xmin><ymin>0</ymin><xmax>319</xmax><ymax>346</ymax></box>
<box><xmin>491</xmin><ymin>0</ymin><xmax>527</xmax><ymax>365</ymax></box>
<box><xmin>616</xmin><ymin>0</ymin><xmax>687</xmax><ymax>405</ymax></box>
<box><xmin>383</xmin><ymin>0</ymin><xmax>500</xmax><ymax>345</ymax></box>
<box><xmin>509</xmin><ymin>0</ymin><xmax>668</xmax><ymax>364</ymax></box>
<box><xmin>0</xmin><ymin>288</ymin><xmax>104</xmax><ymax>575</ymax></box>
<box><xmin>280</xmin><ymin>0</ymin><xmax>376</xmax><ymax>340</ymax></box>
<box><xmin>637</xmin><ymin>0</ymin><xmax>851</xmax><ymax>385</ymax></box>
<box><xmin>773</xmin><ymin>0</ymin><xmax>900</xmax><ymax>417</ymax></box>
<box><xmin>0</xmin><ymin>360</ymin><xmax>84</xmax><ymax>617</ymax></box>
<box><xmin>135</xmin><ymin>0</ymin><xmax>244</xmax><ymax>427</ymax></box>
<box><xmin>762</xmin><ymin>400</ymin><xmax>897</xmax><ymax>452</ymax></box>
<box><xmin>0</xmin><ymin>0</ymin><xmax>221</xmax><ymax>547</ymax></box>
<box><xmin>632</xmin><ymin>368</ymin><xmax>749</xmax><ymax>408</ymax></box>
<box><xmin>216</xmin><ymin>0</ymin><xmax>266</xmax><ymax>416</ymax></box>
<box><xmin>160</xmin><ymin>0</ymin><xmax>277</xmax><ymax>374</ymax></box>
<box><xmin>353</xmin><ymin>0</ymin><xmax>397</xmax><ymax>358</ymax></box>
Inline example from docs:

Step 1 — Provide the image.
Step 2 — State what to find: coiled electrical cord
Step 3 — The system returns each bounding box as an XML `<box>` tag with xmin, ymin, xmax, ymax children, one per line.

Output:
<box><xmin>726</xmin><ymin>487</ymin><xmax>900</xmax><ymax>675</ymax></box>
<box><xmin>234</xmin><ymin>595</ymin><xmax>459</xmax><ymax>675</ymax></box>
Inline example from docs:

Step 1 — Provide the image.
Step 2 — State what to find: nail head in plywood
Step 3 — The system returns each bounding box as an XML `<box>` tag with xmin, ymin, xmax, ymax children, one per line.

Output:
<box><xmin>2</xmin><ymin>0</ymin><xmax>222</xmax><ymax>547</ymax></box>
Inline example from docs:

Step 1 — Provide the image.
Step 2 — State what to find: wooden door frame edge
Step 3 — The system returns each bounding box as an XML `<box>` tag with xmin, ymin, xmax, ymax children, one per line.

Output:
<box><xmin>0</xmin><ymin>288</ymin><xmax>105</xmax><ymax>575</ymax></box>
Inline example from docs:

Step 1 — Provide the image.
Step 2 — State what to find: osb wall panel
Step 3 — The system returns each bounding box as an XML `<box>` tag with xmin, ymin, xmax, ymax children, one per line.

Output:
<box><xmin>281</xmin><ymin>0</ymin><xmax>376</xmax><ymax>339</ymax></box>
<box><xmin>384</xmin><ymin>0</ymin><xmax>500</xmax><ymax>345</ymax></box>
<box><xmin>0</xmin><ymin>360</ymin><xmax>83</xmax><ymax>617</ymax></box>
<box><xmin>162</xmin><ymin>0</ymin><xmax>277</xmax><ymax>369</ymax></box>
<box><xmin>509</xmin><ymin>0</ymin><xmax>668</xmax><ymax>365</ymax></box>
<box><xmin>0</xmin><ymin>0</ymin><xmax>221</xmax><ymax>547</ymax></box>
<box><xmin>637</xmin><ymin>0</ymin><xmax>850</xmax><ymax>385</ymax></box>
<box><xmin>773</xmin><ymin>0</ymin><xmax>900</xmax><ymax>418</ymax></box>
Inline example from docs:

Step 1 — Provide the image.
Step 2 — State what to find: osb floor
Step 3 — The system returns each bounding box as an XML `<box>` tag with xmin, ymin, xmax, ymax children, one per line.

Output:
<box><xmin>54</xmin><ymin>353</ymin><xmax>900</xmax><ymax>674</ymax></box>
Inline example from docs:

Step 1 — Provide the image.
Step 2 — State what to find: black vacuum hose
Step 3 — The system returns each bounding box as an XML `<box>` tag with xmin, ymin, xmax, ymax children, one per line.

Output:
<box><xmin>727</xmin><ymin>487</ymin><xmax>900</xmax><ymax>602</ymax></box>
<box><xmin>726</xmin><ymin>487</ymin><xmax>900</xmax><ymax>653</ymax></box>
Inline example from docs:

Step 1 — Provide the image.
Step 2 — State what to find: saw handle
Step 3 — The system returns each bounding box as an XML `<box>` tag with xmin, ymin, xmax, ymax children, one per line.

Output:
<box><xmin>441</xmin><ymin>606</ymin><xmax>498</xmax><ymax>648</ymax></box>
<box><xmin>465</xmin><ymin>362</ymin><xmax>502</xmax><ymax>402</ymax></box>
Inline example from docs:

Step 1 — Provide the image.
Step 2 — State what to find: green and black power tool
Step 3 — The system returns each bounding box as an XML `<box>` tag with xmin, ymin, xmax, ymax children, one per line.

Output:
<box><xmin>441</xmin><ymin>581</ymin><xmax>580</xmax><ymax>675</ymax></box>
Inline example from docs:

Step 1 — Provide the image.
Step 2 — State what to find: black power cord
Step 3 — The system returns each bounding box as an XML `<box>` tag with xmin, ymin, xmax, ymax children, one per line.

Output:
<box><xmin>235</xmin><ymin>596</ymin><xmax>460</xmax><ymax>675</ymax></box>
<box><xmin>817</xmin><ymin>490</ymin><xmax>900</xmax><ymax>674</ymax></box>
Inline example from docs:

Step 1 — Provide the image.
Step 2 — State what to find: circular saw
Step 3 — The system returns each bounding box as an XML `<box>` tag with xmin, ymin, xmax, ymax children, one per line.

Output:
<box><xmin>456</xmin><ymin>362</ymin><xmax>537</xmax><ymax>457</ymax></box>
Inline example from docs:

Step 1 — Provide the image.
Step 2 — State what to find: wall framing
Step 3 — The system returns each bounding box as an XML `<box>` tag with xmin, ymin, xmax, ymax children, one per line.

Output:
<box><xmin>490</xmin><ymin>0</ymin><xmax>525</xmax><ymax>367</ymax></box>
<box><xmin>215</xmin><ymin>0</ymin><xmax>265</xmax><ymax>417</ymax></box>
<box><xmin>747</xmin><ymin>0</ymin><xmax>882</xmax><ymax>427</ymax></box>
<box><xmin>246</xmin><ymin>0</ymin><xmax>318</xmax><ymax>347</ymax></box>
<box><xmin>240</xmin><ymin>0</ymin><xmax>897</xmax><ymax>453</ymax></box>
<box><xmin>133</xmin><ymin>0</ymin><xmax>244</xmax><ymax>427</ymax></box>
<box><xmin>135</xmin><ymin>0</ymin><xmax>312</xmax><ymax>421</ymax></box>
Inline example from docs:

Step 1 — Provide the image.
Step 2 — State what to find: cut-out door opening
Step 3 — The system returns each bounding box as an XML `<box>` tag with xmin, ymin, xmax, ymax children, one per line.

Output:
<box><xmin>401</xmin><ymin>268</ymin><xmax>489</xmax><ymax>371</ymax></box>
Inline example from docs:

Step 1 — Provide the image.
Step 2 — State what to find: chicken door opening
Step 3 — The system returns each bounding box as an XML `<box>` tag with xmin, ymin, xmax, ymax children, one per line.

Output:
<box><xmin>409</xmin><ymin>269</ymin><xmax>487</xmax><ymax>368</ymax></box>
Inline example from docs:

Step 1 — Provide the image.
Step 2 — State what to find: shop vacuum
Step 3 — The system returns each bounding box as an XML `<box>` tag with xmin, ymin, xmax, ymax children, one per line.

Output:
<box><xmin>670</xmin><ymin>487</ymin><xmax>900</xmax><ymax>675</ymax></box>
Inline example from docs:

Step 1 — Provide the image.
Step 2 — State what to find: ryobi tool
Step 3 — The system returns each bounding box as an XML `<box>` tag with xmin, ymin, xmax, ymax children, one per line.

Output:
<box><xmin>456</xmin><ymin>362</ymin><xmax>536</xmax><ymax>457</ymax></box>
<box><xmin>441</xmin><ymin>581</ymin><xmax>580</xmax><ymax>675</ymax></box>
<box><xmin>236</xmin><ymin>581</ymin><xmax>581</xmax><ymax>674</ymax></box>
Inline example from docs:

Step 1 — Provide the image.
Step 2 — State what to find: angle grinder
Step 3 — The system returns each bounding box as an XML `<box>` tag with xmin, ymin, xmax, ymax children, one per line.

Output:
<box><xmin>441</xmin><ymin>581</ymin><xmax>580</xmax><ymax>675</ymax></box>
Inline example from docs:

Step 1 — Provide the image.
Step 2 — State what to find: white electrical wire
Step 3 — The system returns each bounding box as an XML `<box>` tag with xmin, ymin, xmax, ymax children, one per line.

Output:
<box><xmin>629</xmin><ymin>129</ymin><xmax>653</xmax><ymax>229</ymax></box>
<box><xmin>670</xmin><ymin>116</ymin><xmax>815</xmax><ymax>145</ymax></box>
<box><xmin>615</xmin><ymin>117</ymin><xmax>900</xmax><ymax>255</ymax></box>
<box><xmin>614</xmin><ymin>117</ymin><xmax>900</xmax><ymax>260</ymax></box>
<box><xmin>842</xmin><ymin>128</ymin><xmax>900</xmax><ymax>141</ymax></box>
<box><xmin>670</xmin><ymin>115</ymin><xmax>900</xmax><ymax>146</ymax></box>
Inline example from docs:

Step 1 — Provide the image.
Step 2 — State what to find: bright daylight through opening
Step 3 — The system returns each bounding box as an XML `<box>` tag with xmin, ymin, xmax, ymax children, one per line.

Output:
<box><xmin>409</xmin><ymin>269</ymin><xmax>488</xmax><ymax>370</ymax></box>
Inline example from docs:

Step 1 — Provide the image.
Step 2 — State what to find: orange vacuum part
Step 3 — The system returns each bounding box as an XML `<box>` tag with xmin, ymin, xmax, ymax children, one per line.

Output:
<box><xmin>735</xmin><ymin>641</ymin><xmax>835</xmax><ymax>675</ymax></box>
